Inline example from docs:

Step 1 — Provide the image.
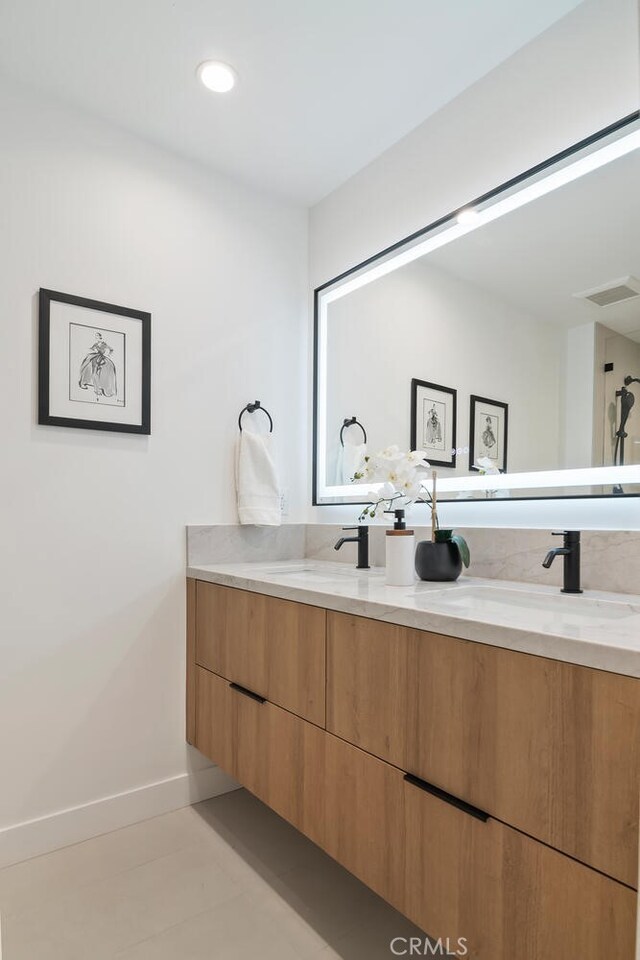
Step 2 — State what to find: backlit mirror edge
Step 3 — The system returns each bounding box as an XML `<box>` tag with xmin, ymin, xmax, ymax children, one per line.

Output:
<box><xmin>312</xmin><ymin>112</ymin><xmax>640</xmax><ymax>515</ymax></box>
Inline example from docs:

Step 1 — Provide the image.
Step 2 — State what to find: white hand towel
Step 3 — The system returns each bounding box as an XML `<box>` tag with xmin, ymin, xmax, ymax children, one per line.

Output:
<box><xmin>336</xmin><ymin>441</ymin><xmax>366</xmax><ymax>484</ymax></box>
<box><xmin>235</xmin><ymin>430</ymin><xmax>281</xmax><ymax>526</ymax></box>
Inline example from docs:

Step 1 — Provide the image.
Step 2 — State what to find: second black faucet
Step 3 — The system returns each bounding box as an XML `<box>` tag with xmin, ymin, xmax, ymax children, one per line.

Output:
<box><xmin>542</xmin><ymin>530</ymin><xmax>583</xmax><ymax>594</ymax></box>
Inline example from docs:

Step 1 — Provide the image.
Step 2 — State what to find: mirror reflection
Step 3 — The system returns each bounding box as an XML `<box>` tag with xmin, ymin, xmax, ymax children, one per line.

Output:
<box><xmin>323</xmin><ymin>137</ymin><xmax>640</xmax><ymax>501</ymax></box>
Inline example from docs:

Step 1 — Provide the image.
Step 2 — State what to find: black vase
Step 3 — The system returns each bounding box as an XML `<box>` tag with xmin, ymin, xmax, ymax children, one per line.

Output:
<box><xmin>415</xmin><ymin>539</ymin><xmax>462</xmax><ymax>582</ymax></box>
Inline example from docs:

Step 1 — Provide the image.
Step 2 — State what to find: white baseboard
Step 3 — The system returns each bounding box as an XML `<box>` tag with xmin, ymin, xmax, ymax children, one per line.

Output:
<box><xmin>0</xmin><ymin>765</ymin><xmax>239</xmax><ymax>870</ymax></box>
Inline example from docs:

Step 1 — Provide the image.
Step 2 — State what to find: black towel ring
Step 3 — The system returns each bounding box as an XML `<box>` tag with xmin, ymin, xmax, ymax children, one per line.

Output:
<box><xmin>340</xmin><ymin>417</ymin><xmax>367</xmax><ymax>446</ymax></box>
<box><xmin>238</xmin><ymin>400</ymin><xmax>274</xmax><ymax>433</ymax></box>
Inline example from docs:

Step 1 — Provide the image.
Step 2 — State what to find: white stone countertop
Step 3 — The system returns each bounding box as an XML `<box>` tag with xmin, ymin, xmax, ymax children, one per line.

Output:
<box><xmin>187</xmin><ymin>560</ymin><xmax>640</xmax><ymax>678</ymax></box>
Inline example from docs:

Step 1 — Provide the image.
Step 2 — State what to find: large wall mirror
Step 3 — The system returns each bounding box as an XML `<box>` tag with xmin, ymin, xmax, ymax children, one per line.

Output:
<box><xmin>313</xmin><ymin>113</ymin><xmax>640</xmax><ymax>505</ymax></box>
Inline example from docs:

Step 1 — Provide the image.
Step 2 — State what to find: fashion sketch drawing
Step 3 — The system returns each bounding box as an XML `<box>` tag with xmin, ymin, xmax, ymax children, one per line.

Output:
<box><xmin>424</xmin><ymin>403</ymin><xmax>443</xmax><ymax>445</ymax></box>
<box><xmin>481</xmin><ymin>415</ymin><xmax>497</xmax><ymax>457</ymax></box>
<box><xmin>78</xmin><ymin>332</ymin><xmax>117</xmax><ymax>398</ymax></box>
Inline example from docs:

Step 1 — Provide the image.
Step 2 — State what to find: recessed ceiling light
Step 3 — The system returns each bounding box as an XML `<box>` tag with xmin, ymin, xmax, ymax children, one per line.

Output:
<box><xmin>456</xmin><ymin>208</ymin><xmax>479</xmax><ymax>225</ymax></box>
<box><xmin>197</xmin><ymin>61</ymin><xmax>237</xmax><ymax>94</ymax></box>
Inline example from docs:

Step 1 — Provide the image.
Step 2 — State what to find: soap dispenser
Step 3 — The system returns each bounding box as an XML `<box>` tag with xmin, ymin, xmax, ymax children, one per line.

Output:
<box><xmin>384</xmin><ymin>509</ymin><xmax>416</xmax><ymax>586</ymax></box>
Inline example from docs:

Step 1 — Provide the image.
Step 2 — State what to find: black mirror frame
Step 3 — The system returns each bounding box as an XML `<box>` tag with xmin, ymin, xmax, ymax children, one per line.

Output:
<box><xmin>312</xmin><ymin>111</ymin><xmax>640</xmax><ymax>506</ymax></box>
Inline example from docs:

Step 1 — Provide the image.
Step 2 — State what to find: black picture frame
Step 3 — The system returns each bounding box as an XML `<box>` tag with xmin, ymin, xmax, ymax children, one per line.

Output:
<box><xmin>38</xmin><ymin>288</ymin><xmax>151</xmax><ymax>435</ymax></box>
<box><xmin>469</xmin><ymin>395</ymin><xmax>508</xmax><ymax>473</ymax></box>
<box><xmin>410</xmin><ymin>378</ymin><xmax>457</xmax><ymax>468</ymax></box>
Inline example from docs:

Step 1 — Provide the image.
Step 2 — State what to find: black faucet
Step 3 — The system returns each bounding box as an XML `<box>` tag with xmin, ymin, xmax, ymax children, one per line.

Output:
<box><xmin>542</xmin><ymin>531</ymin><xmax>583</xmax><ymax>594</ymax></box>
<box><xmin>334</xmin><ymin>525</ymin><xmax>369</xmax><ymax>569</ymax></box>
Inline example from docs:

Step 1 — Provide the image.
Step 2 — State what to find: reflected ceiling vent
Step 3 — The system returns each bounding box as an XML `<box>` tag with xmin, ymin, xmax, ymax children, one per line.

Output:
<box><xmin>574</xmin><ymin>276</ymin><xmax>640</xmax><ymax>307</ymax></box>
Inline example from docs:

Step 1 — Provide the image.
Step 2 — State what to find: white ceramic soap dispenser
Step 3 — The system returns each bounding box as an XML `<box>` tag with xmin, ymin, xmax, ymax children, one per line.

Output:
<box><xmin>385</xmin><ymin>508</ymin><xmax>415</xmax><ymax>586</ymax></box>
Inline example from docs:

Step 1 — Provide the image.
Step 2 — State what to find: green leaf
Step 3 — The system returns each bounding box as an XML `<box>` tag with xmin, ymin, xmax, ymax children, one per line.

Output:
<box><xmin>451</xmin><ymin>534</ymin><xmax>470</xmax><ymax>568</ymax></box>
<box><xmin>434</xmin><ymin>529</ymin><xmax>453</xmax><ymax>543</ymax></box>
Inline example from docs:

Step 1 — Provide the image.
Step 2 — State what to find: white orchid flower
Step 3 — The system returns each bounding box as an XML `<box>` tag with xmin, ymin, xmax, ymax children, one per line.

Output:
<box><xmin>366</xmin><ymin>481</ymin><xmax>396</xmax><ymax>505</ymax></box>
<box><xmin>399</xmin><ymin>476</ymin><xmax>422</xmax><ymax>499</ymax></box>
<box><xmin>357</xmin><ymin>443</ymin><xmax>441</xmax><ymax>522</ymax></box>
<box><xmin>406</xmin><ymin>450</ymin><xmax>430</xmax><ymax>467</ymax></box>
<box><xmin>384</xmin><ymin>469</ymin><xmax>403</xmax><ymax>484</ymax></box>
<box><xmin>377</xmin><ymin>445</ymin><xmax>404</xmax><ymax>462</ymax></box>
<box><xmin>475</xmin><ymin>456</ymin><xmax>500</xmax><ymax>476</ymax></box>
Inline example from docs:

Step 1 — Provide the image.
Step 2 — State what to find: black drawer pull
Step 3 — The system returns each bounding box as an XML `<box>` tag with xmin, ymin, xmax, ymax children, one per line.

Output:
<box><xmin>229</xmin><ymin>682</ymin><xmax>265</xmax><ymax>704</ymax></box>
<box><xmin>404</xmin><ymin>773</ymin><xmax>489</xmax><ymax>823</ymax></box>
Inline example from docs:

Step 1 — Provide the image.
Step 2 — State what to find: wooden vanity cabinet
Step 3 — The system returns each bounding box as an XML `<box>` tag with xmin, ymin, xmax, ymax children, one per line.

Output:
<box><xmin>312</xmin><ymin>729</ymin><xmax>635</xmax><ymax>959</ymax></box>
<box><xmin>327</xmin><ymin>610</ymin><xmax>640</xmax><ymax>888</ymax></box>
<box><xmin>195</xmin><ymin>666</ymin><xmax>326</xmax><ymax>838</ymax></box>
<box><xmin>320</xmin><ymin>727</ymin><xmax>407</xmax><ymax>910</ymax></box>
<box><xmin>195</xmin><ymin>581</ymin><xmax>326</xmax><ymax>726</ymax></box>
<box><xmin>401</xmin><ymin>771</ymin><xmax>636</xmax><ymax>958</ymax></box>
<box><xmin>187</xmin><ymin>578</ymin><xmax>639</xmax><ymax>959</ymax></box>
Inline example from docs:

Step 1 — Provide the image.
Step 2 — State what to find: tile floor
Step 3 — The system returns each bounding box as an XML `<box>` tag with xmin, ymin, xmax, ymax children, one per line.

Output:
<box><xmin>0</xmin><ymin>789</ymin><xmax>430</xmax><ymax>959</ymax></box>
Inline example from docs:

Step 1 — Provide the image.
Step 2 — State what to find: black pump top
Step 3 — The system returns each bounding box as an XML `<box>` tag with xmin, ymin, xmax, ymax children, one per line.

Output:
<box><xmin>384</xmin><ymin>507</ymin><xmax>406</xmax><ymax>530</ymax></box>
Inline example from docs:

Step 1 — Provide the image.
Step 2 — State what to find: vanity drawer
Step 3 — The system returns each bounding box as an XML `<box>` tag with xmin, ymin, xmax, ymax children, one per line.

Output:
<box><xmin>327</xmin><ymin>611</ymin><xmax>640</xmax><ymax>887</ymax></box>
<box><xmin>195</xmin><ymin>662</ymin><xmax>404</xmax><ymax>905</ymax></box>
<box><xmin>321</xmin><ymin>726</ymin><xmax>406</xmax><ymax>911</ymax></box>
<box><xmin>401</xmin><ymin>769</ymin><xmax>636</xmax><ymax>960</ymax></box>
<box><xmin>195</xmin><ymin>665</ymin><xmax>325</xmax><ymax>837</ymax></box>
<box><xmin>195</xmin><ymin>663</ymin><xmax>635</xmax><ymax>958</ymax></box>
<box><xmin>195</xmin><ymin>582</ymin><xmax>326</xmax><ymax>726</ymax></box>
<box><xmin>317</xmin><ymin>717</ymin><xmax>635</xmax><ymax>959</ymax></box>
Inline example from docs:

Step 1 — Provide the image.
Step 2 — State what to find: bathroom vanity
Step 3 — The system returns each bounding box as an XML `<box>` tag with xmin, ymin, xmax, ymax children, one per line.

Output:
<box><xmin>186</xmin><ymin>561</ymin><xmax>640</xmax><ymax>959</ymax></box>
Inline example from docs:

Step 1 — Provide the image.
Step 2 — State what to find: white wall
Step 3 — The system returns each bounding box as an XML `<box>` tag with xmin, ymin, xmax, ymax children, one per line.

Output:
<box><xmin>0</xmin><ymin>79</ymin><xmax>307</xmax><ymax>861</ymax></box>
<box><xmin>563</xmin><ymin>323</ymin><xmax>599</xmax><ymax>469</ymax></box>
<box><xmin>325</xmin><ymin>258</ymin><xmax>563</xmax><ymax>482</ymax></box>
<box><xmin>309</xmin><ymin>0</ymin><xmax>640</xmax><ymax>527</ymax></box>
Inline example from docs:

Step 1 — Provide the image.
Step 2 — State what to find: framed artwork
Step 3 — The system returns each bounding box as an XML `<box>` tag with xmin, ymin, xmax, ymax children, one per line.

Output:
<box><xmin>38</xmin><ymin>288</ymin><xmax>151</xmax><ymax>434</ymax></box>
<box><xmin>410</xmin><ymin>378</ymin><xmax>457</xmax><ymax>468</ymax></box>
<box><xmin>469</xmin><ymin>395</ymin><xmax>508</xmax><ymax>472</ymax></box>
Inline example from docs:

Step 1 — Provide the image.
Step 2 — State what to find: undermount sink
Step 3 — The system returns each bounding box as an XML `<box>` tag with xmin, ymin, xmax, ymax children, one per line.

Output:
<box><xmin>256</xmin><ymin>563</ymin><xmax>361</xmax><ymax>584</ymax></box>
<box><xmin>412</xmin><ymin>583</ymin><xmax>637</xmax><ymax>624</ymax></box>
<box><xmin>258</xmin><ymin>563</ymin><xmax>315</xmax><ymax>575</ymax></box>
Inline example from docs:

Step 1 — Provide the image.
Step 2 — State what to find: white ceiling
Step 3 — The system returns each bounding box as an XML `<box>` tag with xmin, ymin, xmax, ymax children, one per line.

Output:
<box><xmin>0</xmin><ymin>0</ymin><xmax>582</xmax><ymax>203</ymax></box>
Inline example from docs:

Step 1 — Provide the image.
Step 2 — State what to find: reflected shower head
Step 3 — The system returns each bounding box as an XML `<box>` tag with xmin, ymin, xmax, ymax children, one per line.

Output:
<box><xmin>616</xmin><ymin>384</ymin><xmax>636</xmax><ymax>438</ymax></box>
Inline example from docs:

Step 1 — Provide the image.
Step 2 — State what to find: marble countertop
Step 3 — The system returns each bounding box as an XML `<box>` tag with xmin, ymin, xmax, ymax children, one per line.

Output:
<box><xmin>187</xmin><ymin>560</ymin><xmax>640</xmax><ymax>678</ymax></box>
